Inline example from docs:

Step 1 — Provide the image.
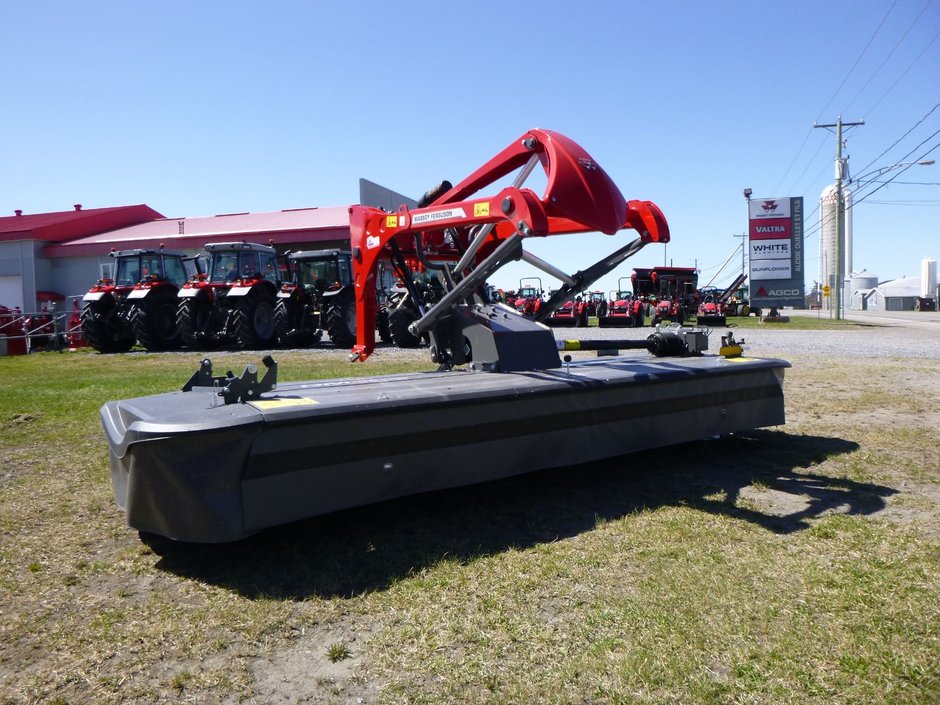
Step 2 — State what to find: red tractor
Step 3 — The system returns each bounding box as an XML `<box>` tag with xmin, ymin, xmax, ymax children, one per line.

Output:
<box><xmin>586</xmin><ymin>290</ymin><xmax>608</xmax><ymax>318</ymax></box>
<box><xmin>696</xmin><ymin>287</ymin><xmax>723</xmax><ymax>325</ymax></box>
<box><xmin>696</xmin><ymin>273</ymin><xmax>748</xmax><ymax>326</ymax></box>
<box><xmin>652</xmin><ymin>296</ymin><xmax>685</xmax><ymax>325</ymax></box>
<box><xmin>632</xmin><ymin>266</ymin><xmax>698</xmax><ymax>325</ymax></box>
<box><xmin>598</xmin><ymin>278</ymin><xmax>644</xmax><ymax>327</ymax></box>
<box><xmin>546</xmin><ymin>288</ymin><xmax>590</xmax><ymax>327</ymax></box>
<box><xmin>176</xmin><ymin>242</ymin><xmax>281</xmax><ymax>349</ymax></box>
<box><xmin>81</xmin><ymin>247</ymin><xmax>196</xmax><ymax>353</ymax></box>
<box><xmin>512</xmin><ymin>277</ymin><xmax>544</xmax><ymax>316</ymax></box>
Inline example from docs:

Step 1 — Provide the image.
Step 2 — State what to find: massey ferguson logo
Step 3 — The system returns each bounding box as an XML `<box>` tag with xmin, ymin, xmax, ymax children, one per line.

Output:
<box><xmin>578</xmin><ymin>157</ymin><xmax>597</xmax><ymax>171</ymax></box>
<box><xmin>761</xmin><ymin>200</ymin><xmax>779</xmax><ymax>213</ymax></box>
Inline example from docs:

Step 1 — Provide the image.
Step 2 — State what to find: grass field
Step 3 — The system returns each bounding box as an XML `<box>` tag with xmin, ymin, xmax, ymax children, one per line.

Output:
<box><xmin>1</xmin><ymin>342</ymin><xmax>938</xmax><ymax>704</ymax></box>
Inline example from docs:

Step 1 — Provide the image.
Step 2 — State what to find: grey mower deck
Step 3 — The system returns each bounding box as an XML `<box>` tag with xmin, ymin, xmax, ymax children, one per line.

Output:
<box><xmin>102</xmin><ymin>353</ymin><xmax>789</xmax><ymax>542</ymax></box>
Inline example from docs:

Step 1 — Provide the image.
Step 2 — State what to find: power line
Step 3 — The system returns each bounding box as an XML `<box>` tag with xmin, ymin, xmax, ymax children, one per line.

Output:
<box><xmin>815</xmin><ymin>0</ymin><xmax>900</xmax><ymax>122</ymax></box>
<box><xmin>772</xmin><ymin>0</ymin><xmax>899</xmax><ymax>195</ymax></box>
<box><xmin>701</xmin><ymin>244</ymin><xmax>742</xmax><ymax>289</ymax></box>
<box><xmin>800</xmin><ymin>136</ymin><xmax>940</xmax><ymax>243</ymax></box>
<box><xmin>851</xmin><ymin>102</ymin><xmax>940</xmax><ymax>180</ymax></box>
<box><xmin>862</xmin><ymin>27</ymin><xmax>940</xmax><ymax>116</ymax></box>
<box><xmin>852</xmin><ymin>139</ymin><xmax>940</xmax><ymax>206</ymax></box>
<box><xmin>865</xmin><ymin>200</ymin><xmax>940</xmax><ymax>205</ymax></box>
<box><xmin>797</xmin><ymin>106</ymin><xmax>940</xmax><ymax>242</ymax></box>
<box><xmin>843</xmin><ymin>0</ymin><xmax>936</xmax><ymax>114</ymax></box>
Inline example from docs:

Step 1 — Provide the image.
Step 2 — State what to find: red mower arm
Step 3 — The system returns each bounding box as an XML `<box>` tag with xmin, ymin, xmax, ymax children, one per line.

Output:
<box><xmin>349</xmin><ymin>128</ymin><xmax>669</xmax><ymax>361</ymax></box>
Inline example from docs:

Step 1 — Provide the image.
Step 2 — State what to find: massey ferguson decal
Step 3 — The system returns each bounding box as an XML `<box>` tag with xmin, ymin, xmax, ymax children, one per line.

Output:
<box><xmin>749</xmin><ymin>198</ymin><xmax>791</xmax><ymax>220</ymax></box>
<box><xmin>748</xmin><ymin>196</ymin><xmax>804</xmax><ymax>307</ymax></box>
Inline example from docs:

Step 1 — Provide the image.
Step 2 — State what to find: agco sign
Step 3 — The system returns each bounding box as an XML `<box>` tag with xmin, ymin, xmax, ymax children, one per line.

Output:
<box><xmin>755</xmin><ymin>287</ymin><xmax>801</xmax><ymax>297</ymax></box>
<box><xmin>748</xmin><ymin>196</ymin><xmax>805</xmax><ymax>306</ymax></box>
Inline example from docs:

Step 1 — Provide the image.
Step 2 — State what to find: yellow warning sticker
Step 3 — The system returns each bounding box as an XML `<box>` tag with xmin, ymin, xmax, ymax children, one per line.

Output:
<box><xmin>474</xmin><ymin>202</ymin><xmax>490</xmax><ymax>217</ymax></box>
<box><xmin>250</xmin><ymin>397</ymin><xmax>319</xmax><ymax>410</ymax></box>
<box><xmin>720</xmin><ymin>352</ymin><xmax>749</xmax><ymax>361</ymax></box>
<box><xmin>385</xmin><ymin>215</ymin><xmax>398</xmax><ymax>228</ymax></box>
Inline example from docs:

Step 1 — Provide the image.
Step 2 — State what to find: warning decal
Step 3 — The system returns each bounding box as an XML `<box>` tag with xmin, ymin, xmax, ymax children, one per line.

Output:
<box><xmin>250</xmin><ymin>397</ymin><xmax>320</xmax><ymax>410</ymax></box>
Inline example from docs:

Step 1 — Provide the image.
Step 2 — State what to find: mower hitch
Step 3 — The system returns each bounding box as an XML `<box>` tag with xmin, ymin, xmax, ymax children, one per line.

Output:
<box><xmin>182</xmin><ymin>356</ymin><xmax>278</xmax><ymax>404</ymax></box>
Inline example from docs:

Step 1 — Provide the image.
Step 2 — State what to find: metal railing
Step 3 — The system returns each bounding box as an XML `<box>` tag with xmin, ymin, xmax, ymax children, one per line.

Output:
<box><xmin>0</xmin><ymin>297</ymin><xmax>86</xmax><ymax>354</ymax></box>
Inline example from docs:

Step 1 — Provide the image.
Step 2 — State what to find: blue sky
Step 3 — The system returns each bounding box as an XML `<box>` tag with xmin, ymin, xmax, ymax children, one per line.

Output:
<box><xmin>3</xmin><ymin>0</ymin><xmax>938</xmax><ymax>295</ymax></box>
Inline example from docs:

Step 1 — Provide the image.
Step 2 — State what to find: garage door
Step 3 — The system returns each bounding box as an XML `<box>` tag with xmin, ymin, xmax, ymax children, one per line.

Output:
<box><xmin>0</xmin><ymin>276</ymin><xmax>24</xmax><ymax>310</ymax></box>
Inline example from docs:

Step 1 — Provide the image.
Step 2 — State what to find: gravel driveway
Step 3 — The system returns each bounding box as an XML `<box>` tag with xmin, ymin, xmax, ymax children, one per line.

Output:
<box><xmin>549</xmin><ymin>314</ymin><xmax>940</xmax><ymax>360</ymax></box>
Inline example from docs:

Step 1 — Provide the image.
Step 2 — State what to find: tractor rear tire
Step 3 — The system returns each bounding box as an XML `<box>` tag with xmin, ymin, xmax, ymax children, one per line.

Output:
<box><xmin>389</xmin><ymin>306</ymin><xmax>423</xmax><ymax>348</ymax></box>
<box><xmin>274</xmin><ymin>298</ymin><xmax>320</xmax><ymax>348</ymax></box>
<box><xmin>325</xmin><ymin>289</ymin><xmax>356</xmax><ymax>348</ymax></box>
<box><xmin>177</xmin><ymin>293</ymin><xmax>217</xmax><ymax>349</ymax></box>
<box><xmin>234</xmin><ymin>289</ymin><xmax>277</xmax><ymax>349</ymax></box>
<box><xmin>134</xmin><ymin>288</ymin><xmax>181</xmax><ymax>351</ymax></box>
<box><xmin>81</xmin><ymin>298</ymin><xmax>135</xmax><ymax>353</ymax></box>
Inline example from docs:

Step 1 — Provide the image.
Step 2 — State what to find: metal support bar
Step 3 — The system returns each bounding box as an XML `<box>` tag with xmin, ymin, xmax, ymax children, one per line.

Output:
<box><xmin>451</xmin><ymin>154</ymin><xmax>540</xmax><ymax>277</ymax></box>
<box><xmin>410</xmin><ymin>231</ymin><xmax>524</xmax><ymax>336</ymax></box>
<box><xmin>388</xmin><ymin>239</ymin><xmax>427</xmax><ymax>316</ymax></box>
<box><xmin>534</xmin><ymin>237</ymin><xmax>647</xmax><ymax>322</ymax></box>
<box><xmin>520</xmin><ymin>250</ymin><xmax>577</xmax><ymax>287</ymax></box>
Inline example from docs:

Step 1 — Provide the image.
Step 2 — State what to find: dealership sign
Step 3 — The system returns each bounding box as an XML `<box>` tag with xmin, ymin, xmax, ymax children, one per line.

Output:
<box><xmin>748</xmin><ymin>196</ymin><xmax>804</xmax><ymax>307</ymax></box>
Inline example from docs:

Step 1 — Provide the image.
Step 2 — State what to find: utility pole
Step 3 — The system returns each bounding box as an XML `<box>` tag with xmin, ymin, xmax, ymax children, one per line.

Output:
<box><xmin>815</xmin><ymin>115</ymin><xmax>864</xmax><ymax>320</ymax></box>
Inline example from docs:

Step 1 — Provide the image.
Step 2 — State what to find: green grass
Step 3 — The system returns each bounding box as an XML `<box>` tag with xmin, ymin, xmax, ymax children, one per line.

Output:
<box><xmin>1</xmin><ymin>344</ymin><xmax>938</xmax><ymax>704</ymax></box>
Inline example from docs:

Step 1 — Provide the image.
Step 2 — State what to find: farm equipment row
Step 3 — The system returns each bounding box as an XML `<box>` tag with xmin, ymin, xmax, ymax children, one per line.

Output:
<box><xmin>80</xmin><ymin>244</ymin><xmax>397</xmax><ymax>353</ymax></box>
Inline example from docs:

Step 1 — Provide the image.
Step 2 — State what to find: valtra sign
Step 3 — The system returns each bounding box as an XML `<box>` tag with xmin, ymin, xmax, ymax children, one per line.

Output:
<box><xmin>748</xmin><ymin>196</ymin><xmax>804</xmax><ymax>308</ymax></box>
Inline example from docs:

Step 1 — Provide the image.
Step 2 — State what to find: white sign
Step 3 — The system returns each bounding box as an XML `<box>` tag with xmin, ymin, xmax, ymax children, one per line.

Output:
<box><xmin>748</xmin><ymin>197</ymin><xmax>791</xmax><ymax>220</ymax></box>
<box><xmin>750</xmin><ymin>260</ymin><xmax>792</xmax><ymax>281</ymax></box>
<box><xmin>412</xmin><ymin>207</ymin><xmax>467</xmax><ymax>225</ymax></box>
<box><xmin>749</xmin><ymin>239</ymin><xmax>790</xmax><ymax>260</ymax></box>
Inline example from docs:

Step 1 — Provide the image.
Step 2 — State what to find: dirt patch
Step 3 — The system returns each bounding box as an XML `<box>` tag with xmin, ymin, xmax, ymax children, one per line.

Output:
<box><xmin>243</xmin><ymin>615</ymin><xmax>382</xmax><ymax>704</ymax></box>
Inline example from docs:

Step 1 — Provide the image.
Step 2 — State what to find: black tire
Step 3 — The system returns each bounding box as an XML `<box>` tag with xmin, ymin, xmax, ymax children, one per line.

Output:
<box><xmin>234</xmin><ymin>288</ymin><xmax>277</xmax><ymax>349</ymax></box>
<box><xmin>134</xmin><ymin>288</ymin><xmax>181</xmax><ymax>351</ymax></box>
<box><xmin>389</xmin><ymin>306</ymin><xmax>424</xmax><ymax>348</ymax></box>
<box><xmin>274</xmin><ymin>298</ymin><xmax>320</xmax><ymax>348</ymax></box>
<box><xmin>325</xmin><ymin>289</ymin><xmax>356</xmax><ymax>348</ymax></box>
<box><xmin>377</xmin><ymin>307</ymin><xmax>392</xmax><ymax>343</ymax></box>
<box><xmin>80</xmin><ymin>298</ymin><xmax>135</xmax><ymax>353</ymax></box>
<box><xmin>177</xmin><ymin>293</ymin><xmax>216</xmax><ymax>349</ymax></box>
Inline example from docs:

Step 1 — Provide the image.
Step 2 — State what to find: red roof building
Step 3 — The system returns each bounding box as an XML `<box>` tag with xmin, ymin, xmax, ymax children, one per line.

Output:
<box><xmin>0</xmin><ymin>204</ymin><xmax>164</xmax><ymax>243</ymax></box>
<box><xmin>44</xmin><ymin>206</ymin><xmax>350</xmax><ymax>257</ymax></box>
<box><xmin>0</xmin><ymin>204</ymin><xmax>354</xmax><ymax>320</ymax></box>
<box><xmin>0</xmin><ymin>204</ymin><xmax>165</xmax><ymax>315</ymax></box>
